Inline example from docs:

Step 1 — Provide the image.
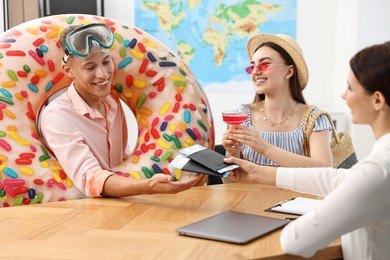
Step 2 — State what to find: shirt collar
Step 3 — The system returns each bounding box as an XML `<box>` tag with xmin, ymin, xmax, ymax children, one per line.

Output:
<box><xmin>374</xmin><ymin>132</ymin><xmax>390</xmax><ymax>148</ymax></box>
<box><xmin>67</xmin><ymin>83</ymin><xmax>117</xmax><ymax>117</ymax></box>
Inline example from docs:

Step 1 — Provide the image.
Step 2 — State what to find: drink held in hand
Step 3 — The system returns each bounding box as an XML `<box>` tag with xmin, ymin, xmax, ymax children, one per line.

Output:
<box><xmin>222</xmin><ymin>112</ymin><xmax>248</xmax><ymax>125</ymax></box>
<box><xmin>222</xmin><ymin>110</ymin><xmax>248</xmax><ymax>150</ymax></box>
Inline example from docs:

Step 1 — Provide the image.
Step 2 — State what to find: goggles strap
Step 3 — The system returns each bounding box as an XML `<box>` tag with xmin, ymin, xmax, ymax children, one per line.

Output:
<box><xmin>62</xmin><ymin>49</ymin><xmax>70</xmax><ymax>64</ymax></box>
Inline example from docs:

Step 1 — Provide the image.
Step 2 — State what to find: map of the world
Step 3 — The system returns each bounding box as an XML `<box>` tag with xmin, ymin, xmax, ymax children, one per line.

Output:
<box><xmin>135</xmin><ymin>0</ymin><xmax>297</xmax><ymax>90</ymax></box>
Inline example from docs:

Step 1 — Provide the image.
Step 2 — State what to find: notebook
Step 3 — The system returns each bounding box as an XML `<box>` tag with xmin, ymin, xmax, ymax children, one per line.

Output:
<box><xmin>170</xmin><ymin>154</ymin><xmax>226</xmax><ymax>177</ymax></box>
<box><xmin>176</xmin><ymin>211</ymin><xmax>291</xmax><ymax>244</ymax></box>
<box><xmin>187</xmin><ymin>148</ymin><xmax>239</xmax><ymax>174</ymax></box>
<box><xmin>169</xmin><ymin>145</ymin><xmax>239</xmax><ymax>177</ymax></box>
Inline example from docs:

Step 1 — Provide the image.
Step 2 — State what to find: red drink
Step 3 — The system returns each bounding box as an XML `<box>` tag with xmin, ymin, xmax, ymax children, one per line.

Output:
<box><xmin>222</xmin><ymin>111</ymin><xmax>248</xmax><ymax>125</ymax></box>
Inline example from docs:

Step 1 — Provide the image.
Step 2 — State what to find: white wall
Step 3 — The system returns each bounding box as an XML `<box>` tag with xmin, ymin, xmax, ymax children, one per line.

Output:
<box><xmin>330</xmin><ymin>0</ymin><xmax>390</xmax><ymax>160</ymax></box>
<box><xmin>0</xmin><ymin>0</ymin><xmax>4</xmax><ymax>32</ymax></box>
<box><xmin>297</xmin><ymin>0</ymin><xmax>340</xmax><ymax>110</ymax></box>
<box><xmin>104</xmin><ymin>0</ymin><xmax>134</xmax><ymax>25</ymax></box>
<box><xmin>350</xmin><ymin>0</ymin><xmax>390</xmax><ymax>159</ymax></box>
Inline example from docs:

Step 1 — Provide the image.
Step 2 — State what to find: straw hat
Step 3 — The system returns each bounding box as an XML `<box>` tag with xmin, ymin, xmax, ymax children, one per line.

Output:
<box><xmin>246</xmin><ymin>34</ymin><xmax>309</xmax><ymax>90</ymax></box>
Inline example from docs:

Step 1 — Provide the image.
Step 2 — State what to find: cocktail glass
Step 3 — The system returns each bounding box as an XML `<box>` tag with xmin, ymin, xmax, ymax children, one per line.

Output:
<box><xmin>222</xmin><ymin>110</ymin><xmax>248</xmax><ymax>150</ymax></box>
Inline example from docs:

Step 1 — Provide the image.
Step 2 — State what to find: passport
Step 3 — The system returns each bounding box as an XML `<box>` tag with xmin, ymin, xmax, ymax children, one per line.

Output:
<box><xmin>169</xmin><ymin>145</ymin><xmax>239</xmax><ymax>177</ymax></box>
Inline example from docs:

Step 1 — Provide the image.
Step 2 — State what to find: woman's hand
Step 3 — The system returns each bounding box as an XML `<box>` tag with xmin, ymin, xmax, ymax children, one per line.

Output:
<box><xmin>231</xmin><ymin>126</ymin><xmax>270</xmax><ymax>155</ymax></box>
<box><xmin>224</xmin><ymin>156</ymin><xmax>259</xmax><ymax>183</ymax></box>
<box><xmin>222</xmin><ymin>127</ymin><xmax>241</xmax><ymax>154</ymax></box>
<box><xmin>224</xmin><ymin>156</ymin><xmax>277</xmax><ymax>185</ymax></box>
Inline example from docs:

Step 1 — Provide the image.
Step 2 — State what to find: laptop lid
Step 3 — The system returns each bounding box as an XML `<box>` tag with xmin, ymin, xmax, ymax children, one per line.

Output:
<box><xmin>176</xmin><ymin>211</ymin><xmax>291</xmax><ymax>244</ymax></box>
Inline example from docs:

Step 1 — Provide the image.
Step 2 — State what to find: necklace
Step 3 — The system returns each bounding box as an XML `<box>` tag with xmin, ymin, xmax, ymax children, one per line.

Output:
<box><xmin>259</xmin><ymin>102</ymin><xmax>298</xmax><ymax>127</ymax></box>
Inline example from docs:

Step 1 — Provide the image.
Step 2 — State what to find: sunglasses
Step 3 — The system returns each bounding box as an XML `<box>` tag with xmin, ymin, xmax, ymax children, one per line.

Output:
<box><xmin>245</xmin><ymin>62</ymin><xmax>286</xmax><ymax>74</ymax></box>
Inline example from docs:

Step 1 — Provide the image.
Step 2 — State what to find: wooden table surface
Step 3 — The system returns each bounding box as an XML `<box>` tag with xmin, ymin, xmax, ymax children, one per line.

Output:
<box><xmin>0</xmin><ymin>183</ymin><xmax>342</xmax><ymax>259</ymax></box>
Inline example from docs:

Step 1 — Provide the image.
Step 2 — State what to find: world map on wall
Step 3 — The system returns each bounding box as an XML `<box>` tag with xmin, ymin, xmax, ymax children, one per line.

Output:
<box><xmin>135</xmin><ymin>0</ymin><xmax>297</xmax><ymax>89</ymax></box>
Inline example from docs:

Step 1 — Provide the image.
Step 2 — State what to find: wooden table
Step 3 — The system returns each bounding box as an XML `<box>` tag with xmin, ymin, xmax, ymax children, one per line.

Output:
<box><xmin>0</xmin><ymin>183</ymin><xmax>342</xmax><ymax>259</ymax></box>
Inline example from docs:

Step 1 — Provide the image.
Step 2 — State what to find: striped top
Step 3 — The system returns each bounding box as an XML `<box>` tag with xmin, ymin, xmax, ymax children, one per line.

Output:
<box><xmin>239</xmin><ymin>105</ymin><xmax>332</xmax><ymax>166</ymax></box>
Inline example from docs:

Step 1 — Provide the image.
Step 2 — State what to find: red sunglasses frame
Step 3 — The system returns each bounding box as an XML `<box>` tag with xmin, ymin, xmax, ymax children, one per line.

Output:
<box><xmin>245</xmin><ymin>62</ymin><xmax>286</xmax><ymax>74</ymax></box>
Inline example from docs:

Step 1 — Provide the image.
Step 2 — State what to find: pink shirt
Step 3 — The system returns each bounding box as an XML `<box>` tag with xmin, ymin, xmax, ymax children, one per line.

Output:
<box><xmin>40</xmin><ymin>83</ymin><xmax>130</xmax><ymax>197</ymax></box>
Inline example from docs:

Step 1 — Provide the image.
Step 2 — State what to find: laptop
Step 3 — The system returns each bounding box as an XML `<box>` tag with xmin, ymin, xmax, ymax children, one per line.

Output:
<box><xmin>176</xmin><ymin>211</ymin><xmax>291</xmax><ymax>244</ymax></box>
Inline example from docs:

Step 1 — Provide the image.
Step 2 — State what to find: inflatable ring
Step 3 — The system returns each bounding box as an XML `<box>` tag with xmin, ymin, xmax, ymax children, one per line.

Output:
<box><xmin>0</xmin><ymin>14</ymin><xmax>215</xmax><ymax>207</ymax></box>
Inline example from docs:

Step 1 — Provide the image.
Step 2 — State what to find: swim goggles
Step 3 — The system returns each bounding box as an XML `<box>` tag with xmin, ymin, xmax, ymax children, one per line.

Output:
<box><xmin>62</xmin><ymin>23</ymin><xmax>114</xmax><ymax>63</ymax></box>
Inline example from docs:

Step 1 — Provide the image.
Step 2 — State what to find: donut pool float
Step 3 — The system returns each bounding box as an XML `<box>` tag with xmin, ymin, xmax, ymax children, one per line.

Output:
<box><xmin>0</xmin><ymin>14</ymin><xmax>215</xmax><ymax>207</ymax></box>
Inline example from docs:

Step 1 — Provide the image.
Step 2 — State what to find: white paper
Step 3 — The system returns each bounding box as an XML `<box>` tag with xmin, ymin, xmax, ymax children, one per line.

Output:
<box><xmin>168</xmin><ymin>154</ymin><xmax>190</xmax><ymax>169</ymax></box>
<box><xmin>180</xmin><ymin>144</ymin><xmax>206</xmax><ymax>156</ymax></box>
<box><xmin>217</xmin><ymin>164</ymin><xmax>240</xmax><ymax>173</ymax></box>
<box><xmin>271</xmin><ymin>197</ymin><xmax>320</xmax><ymax>215</ymax></box>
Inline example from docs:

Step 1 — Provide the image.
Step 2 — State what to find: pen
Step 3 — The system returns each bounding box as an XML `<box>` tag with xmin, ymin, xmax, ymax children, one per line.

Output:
<box><xmin>274</xmin><ymin>198</ymin><xmax>295</xmax><ymax>207</ymax></box>
<box><xmin>285</xmin><ymin>217</ymin><xmax>297</xmax><ymax>221</ymax></box>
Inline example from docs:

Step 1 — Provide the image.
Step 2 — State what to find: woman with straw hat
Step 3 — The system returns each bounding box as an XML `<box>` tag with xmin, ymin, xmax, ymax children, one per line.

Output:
<box><xmin>222</xmin><ymin>34</ymin><xmax>333</xmax><ymax>167</ymax></box>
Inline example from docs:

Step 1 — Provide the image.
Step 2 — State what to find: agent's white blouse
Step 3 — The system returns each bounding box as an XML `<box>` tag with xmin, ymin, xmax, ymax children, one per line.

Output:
<box><xmin>276</xmin><ymin>133</ymin><xmax>390</xmax><ymax>260</ymax></box>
